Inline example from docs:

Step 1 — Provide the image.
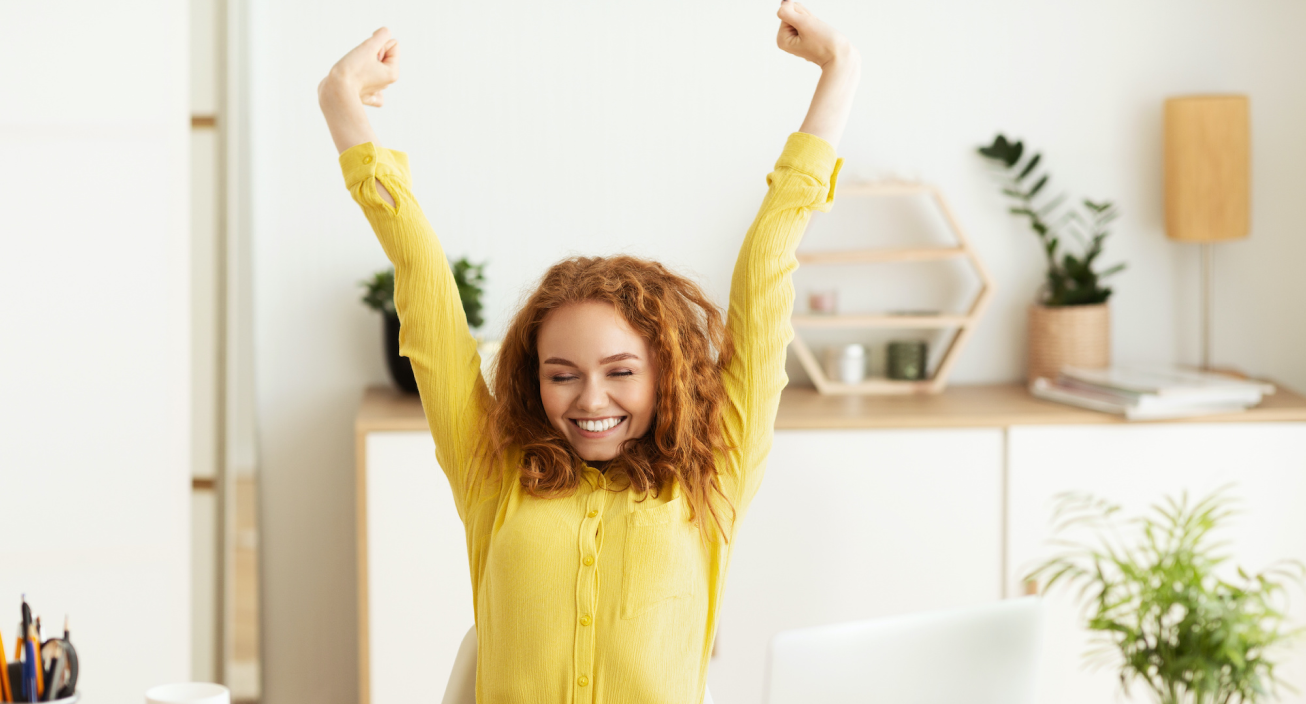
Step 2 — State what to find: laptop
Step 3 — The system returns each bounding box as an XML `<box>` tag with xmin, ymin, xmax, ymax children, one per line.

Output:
<box><xmin>765</xmin><ymin>597</ymin><xmax>1043</xmax><ymax>704</ymax></box>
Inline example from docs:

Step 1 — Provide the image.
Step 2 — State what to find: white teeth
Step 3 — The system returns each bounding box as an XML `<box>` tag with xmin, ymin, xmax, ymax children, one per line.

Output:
<box><xmin>578</xmin><ymin>417</ymin><xmax>622</xmax><ymax>432</ymax></box>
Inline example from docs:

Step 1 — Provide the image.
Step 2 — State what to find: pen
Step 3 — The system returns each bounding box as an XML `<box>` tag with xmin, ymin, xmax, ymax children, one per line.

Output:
<box><xmin>26</xmin><ymin>624</ymin><xmax>39</xmax><ymax>702</ymax></box>
<box><xmin>22</xmin><ymin>636</ymin><xmax>35</xmax><ymax>704</ymax></box>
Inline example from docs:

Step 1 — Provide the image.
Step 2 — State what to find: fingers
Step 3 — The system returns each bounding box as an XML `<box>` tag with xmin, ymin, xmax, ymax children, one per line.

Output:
<box><xmin>380</xmin><ymin>38</ymin><xmax>400</xmax><ymax>65</ymax></box>
<box><xmin>778</xmin><ymin>2</ymin><xmax>810</xmax><ymax>25</ymax></box>
<box><xmin>367</xmin><ymin>27</ymin><xmax>391</xmax><ymax>48</ymax></box>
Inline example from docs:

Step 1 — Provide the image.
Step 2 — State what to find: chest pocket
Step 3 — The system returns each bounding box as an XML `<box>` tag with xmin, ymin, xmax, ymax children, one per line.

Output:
<box><xmin>621</xmin><ymin>495</ymin><xmax>701</xmax><ymax>620</ymax></box>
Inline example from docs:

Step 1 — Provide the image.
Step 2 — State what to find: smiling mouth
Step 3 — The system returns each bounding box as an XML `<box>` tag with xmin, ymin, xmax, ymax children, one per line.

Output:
<box><xmin>570</xmin><ymin>416</ymin><xmax>627</xmax><ymax>436</ymax></box>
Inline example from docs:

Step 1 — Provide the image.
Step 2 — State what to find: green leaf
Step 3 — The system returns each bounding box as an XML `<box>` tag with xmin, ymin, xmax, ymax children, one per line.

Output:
<box><xmin>1018</xmin><ymin>153</ymin><xmax>1043</xmax><ymax>181</ymax></box>
<box><xmin>1027</xmin><ymin>174</ymin><xmax>1050</xmax><ymax>198</ymax></box>
<box><xmin>1097</xmin><ymin>263</ymin><xmax>1125</xmax><ymax>279</ymax></box>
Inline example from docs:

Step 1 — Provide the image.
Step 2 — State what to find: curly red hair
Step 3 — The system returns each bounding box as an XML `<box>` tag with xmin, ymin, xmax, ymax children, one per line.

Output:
<box><xmin>479</xmin><ymin>255</ymin><xmax>737</xmax><ymax>541</ymax></box>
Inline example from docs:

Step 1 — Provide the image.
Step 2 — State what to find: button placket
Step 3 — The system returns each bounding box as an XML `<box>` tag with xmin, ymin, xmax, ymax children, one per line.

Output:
<box><xmin>574</xmin><ymin>468</ymin><xmax>606</xmax><ymax>702</ymax></box>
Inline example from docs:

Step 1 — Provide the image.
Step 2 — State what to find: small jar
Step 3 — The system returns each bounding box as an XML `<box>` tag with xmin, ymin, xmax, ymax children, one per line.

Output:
<box><xmin>808</xmin><ymin>289</ymin><xmax>838</xmax><ymax>315</ymax></box>
<box><xmin>887</xmin><ymin>340</ymin><xmax>928</xmax><ymax>381</ymax></box>
<box><xmin>838</xmin><ymin>343</ymin><xmax>867</xmax><ymax>384</ymax></box>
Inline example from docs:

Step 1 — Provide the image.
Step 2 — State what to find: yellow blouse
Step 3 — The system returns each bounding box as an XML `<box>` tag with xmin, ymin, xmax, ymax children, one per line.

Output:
<box><xmin>341</xmin><ymin>132</ymin><xmax>841</xmax><ymax>703</ymax></box>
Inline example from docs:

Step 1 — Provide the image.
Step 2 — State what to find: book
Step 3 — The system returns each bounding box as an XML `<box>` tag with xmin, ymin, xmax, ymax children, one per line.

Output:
<box><xmin>1055</xmin><ymin>376</ymin><xmax>1264</xmax><ymax>412</ymax></box>
<box><xmin>1030</xmin><ymin>377</ymin><xmax>1252</xmax><ymax>421</ymax></box>
<box><xmin>1060</xmin><ymin>365</ymin><xmax>1273</xmax><ymax>405</ymax></box>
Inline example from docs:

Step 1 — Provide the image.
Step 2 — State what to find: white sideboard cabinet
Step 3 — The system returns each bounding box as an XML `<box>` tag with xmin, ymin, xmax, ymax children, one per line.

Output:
<box><xmin>356</xmin><ymin>384</ymin><xmax>1306</xmax><ymax>704</ymax></box>
<box><xmin>712</xmin><ymin>428</ymin><xmax>1005</xmax><ymax>704</ymax></box>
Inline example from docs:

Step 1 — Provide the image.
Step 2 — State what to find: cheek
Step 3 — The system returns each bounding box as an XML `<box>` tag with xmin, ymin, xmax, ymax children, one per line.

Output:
<box><xmin>625</xmin><ymin>377</ymin><xmax>659</xmax><ymax>429</ymax></box>
<box><xmin>538</xmin><ymin>384</ymin><xmax>570</xmax><ymax>424</ymax></box>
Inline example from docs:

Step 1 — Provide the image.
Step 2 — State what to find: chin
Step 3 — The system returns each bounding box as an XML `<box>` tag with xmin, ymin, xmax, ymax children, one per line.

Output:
<box><xmin>577</xmin><ymin>443</ymin><xmax>620</xmax><ymax>462</ymax></box>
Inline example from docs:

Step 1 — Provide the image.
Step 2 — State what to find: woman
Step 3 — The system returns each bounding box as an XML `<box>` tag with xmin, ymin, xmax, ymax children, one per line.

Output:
<box><xmin>319</xmin><ymin>2</ymin><xmax>859</xmax><ymax>701</ymax></box>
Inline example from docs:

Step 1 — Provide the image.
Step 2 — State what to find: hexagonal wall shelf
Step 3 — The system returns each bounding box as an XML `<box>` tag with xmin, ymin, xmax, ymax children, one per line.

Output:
<box><xmin>790</xmin><ymin>181</ymin><xmax>994</xmax><ymax>395</ymax></box>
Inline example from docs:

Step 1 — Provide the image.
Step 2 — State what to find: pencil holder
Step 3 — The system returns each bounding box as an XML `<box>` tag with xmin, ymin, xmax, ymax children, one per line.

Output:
<box><xmin>7</xmin><ymin>660</ymin><xmax>80</xmax><ymax>702</ymax></box>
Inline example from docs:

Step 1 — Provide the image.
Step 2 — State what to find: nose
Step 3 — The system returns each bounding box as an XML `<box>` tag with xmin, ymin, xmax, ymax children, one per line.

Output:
<box><xmin>576</xmin><ymin>375</ymin><xmax>609</xmax><ymax>414</ymax></box>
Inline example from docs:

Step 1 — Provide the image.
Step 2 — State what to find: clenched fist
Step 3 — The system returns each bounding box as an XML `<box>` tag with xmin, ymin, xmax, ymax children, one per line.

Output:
<box><xmin>776</xmin><ymin>1</ymin><xmax>851</xmax><ymax>68</ymax></box>
<box><xmin>318</xmin><ymin>27</ymin><xmax>401</xmax><ymax>109</ymax></box>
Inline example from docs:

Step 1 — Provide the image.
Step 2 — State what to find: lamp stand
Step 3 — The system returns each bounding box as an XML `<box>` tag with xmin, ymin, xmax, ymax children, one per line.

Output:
<box><xmin>1200</xmin><ymin>242</ymin><xmax>1212</xmax><ymax>371</ymax></box>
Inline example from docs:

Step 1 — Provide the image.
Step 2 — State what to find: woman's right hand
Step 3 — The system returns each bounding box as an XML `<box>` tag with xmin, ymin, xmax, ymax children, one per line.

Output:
<box><xmin>319</xmin><ymin>27</ymin><xmax>400</xmax><ymax>108</ymax></box>
<box><xmin>318</xmin><ymin>28</ymin><xmax>400</xmax><ymax>163</ymax></box>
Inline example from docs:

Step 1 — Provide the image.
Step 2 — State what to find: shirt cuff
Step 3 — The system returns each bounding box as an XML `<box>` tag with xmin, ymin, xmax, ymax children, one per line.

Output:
<box><xmin>775</xmin><ymin>132</ymin><xmax>843</xmax><ymax>209</ymax></box>
<box><xmin>339</xmin><ymin>142</ymin><xmax>411</xmax><ymax>189</ymax></box>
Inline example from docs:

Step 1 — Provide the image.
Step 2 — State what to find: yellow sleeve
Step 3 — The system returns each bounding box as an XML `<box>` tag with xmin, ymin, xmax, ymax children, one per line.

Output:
<box><xmin>340</xmin><ymin>142</ymin><xmax>493</xmax><ymax>523</ymax></box>
<box><xmin>720</xmin><ymin>132</ymin><xmax>842</xmax><ymax>514</ymax></box>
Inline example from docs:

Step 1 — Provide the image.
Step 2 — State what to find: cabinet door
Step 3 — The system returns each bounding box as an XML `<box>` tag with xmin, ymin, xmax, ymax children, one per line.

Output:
<box><xmin>365</xmin><ymin>431</ymin><xmax>474</xmax><ymax>704</ymax></box>
<box><xmin>1008</xmin><ymin>423</ymin><xmax>1306</xmax><ymax>704</ymax></box>
<box><xmin>710</xmin><ymin>428</ymin><xmax>1005</xmax><ymax>704</ymax></box>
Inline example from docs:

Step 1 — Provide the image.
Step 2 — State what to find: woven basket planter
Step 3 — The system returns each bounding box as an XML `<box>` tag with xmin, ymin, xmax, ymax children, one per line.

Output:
<box><xmin>1027</xmin><ymin>303</ymin><xmax>1110</xmax><ymax>383</ymax></box>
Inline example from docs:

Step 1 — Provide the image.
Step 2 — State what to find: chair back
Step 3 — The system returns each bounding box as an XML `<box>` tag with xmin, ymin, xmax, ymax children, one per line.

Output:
<box><xmin>442</xmin><ymin>626</ymin><xmax>716</xmax><ymax>704</ymax></box>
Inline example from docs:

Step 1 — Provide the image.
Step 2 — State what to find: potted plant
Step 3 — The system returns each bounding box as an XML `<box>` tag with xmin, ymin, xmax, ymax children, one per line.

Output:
<box><xmin>361</xmin><ymin>257</ymin><xmax>486</xmax><ymax>393</ymax></box>
<box><xmin>979</xmin><ymin>134</ymin><xmax>1125</xmax><ymax>383</ymax></box>
<box><xmin>1027</xmin><ymin>489</ymin><xmax>1304</xmax><ymax>704</ymax></box>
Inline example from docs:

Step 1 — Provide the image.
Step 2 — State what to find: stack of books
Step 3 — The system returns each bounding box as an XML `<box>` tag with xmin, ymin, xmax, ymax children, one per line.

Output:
<box><xmin>1031</xmin><ymin>365</ymin><xmax>1275</xmax><ymax>420</ymax></box>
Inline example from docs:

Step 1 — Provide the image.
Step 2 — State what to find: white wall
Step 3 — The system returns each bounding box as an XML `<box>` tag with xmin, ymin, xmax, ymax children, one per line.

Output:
<box><xmin>248</xmin><ymin>1</ymin><xmax>1306</xmax><ymax>701</ymax></box>
<box><xmin>0</xmin><ymin>1</ymin><xmax>192</xmax><ymax>701</ymax></box>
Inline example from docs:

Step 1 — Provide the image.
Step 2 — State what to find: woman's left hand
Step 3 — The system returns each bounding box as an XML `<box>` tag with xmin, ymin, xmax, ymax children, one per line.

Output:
<box><xmin>776</xmin><ymin>0</ymin><xmax>853</xmax><ymax>68</ymax></box>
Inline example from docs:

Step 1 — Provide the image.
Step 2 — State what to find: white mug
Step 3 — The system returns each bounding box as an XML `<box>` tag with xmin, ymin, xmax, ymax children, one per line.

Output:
<box><xmin>145</xmin><ymin>682</ymin><xmax>230</xmax><ymax>704</ymax></box>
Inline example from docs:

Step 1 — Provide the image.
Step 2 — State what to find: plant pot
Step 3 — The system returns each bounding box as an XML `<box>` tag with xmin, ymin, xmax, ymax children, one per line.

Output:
<box><xmin>1027</xmin><ymin>302</ymin><xmax>1110</xmax><ymax>383</ymax></box>
<box><xmin>383</xmin><ymin>312</ymin><xmax>419</xmax><ymax>394</ymax></box>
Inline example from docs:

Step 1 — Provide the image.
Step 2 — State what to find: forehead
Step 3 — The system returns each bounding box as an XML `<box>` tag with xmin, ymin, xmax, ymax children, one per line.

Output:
<box><xmin>537</xmin><ymin>301</ymin><xmax>649</xmax><ymax>360</ymax></box>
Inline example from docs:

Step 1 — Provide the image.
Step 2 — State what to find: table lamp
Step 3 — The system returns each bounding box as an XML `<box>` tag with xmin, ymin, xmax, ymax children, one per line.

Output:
<box><xmin>1163</xmin><ymin>95</ymin><xmax>1250</xmax><ymax>370</ymax></box>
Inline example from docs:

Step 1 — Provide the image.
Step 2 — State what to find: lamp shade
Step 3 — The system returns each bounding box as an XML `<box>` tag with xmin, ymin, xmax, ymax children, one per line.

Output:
<box><xmin>1164</xmin><ymin>95</ymin><xmax>1250</xmax><ymax>242</ymax></box>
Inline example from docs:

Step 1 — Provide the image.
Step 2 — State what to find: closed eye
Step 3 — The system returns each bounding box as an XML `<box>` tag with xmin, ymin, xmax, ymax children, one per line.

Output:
<box><xmin>547</xmin><ymin>370</ymin><xmax>634</xmax><ymax>382</ymax></box>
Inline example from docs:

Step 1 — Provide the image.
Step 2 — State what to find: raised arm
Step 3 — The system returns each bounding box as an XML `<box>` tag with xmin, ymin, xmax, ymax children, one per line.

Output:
<box><xmin>319</xmin><ymin>30</ymin><xmax>494</xmax><ymax>521</ymax></box>
<box><xmin>319</xmin><ymin>28</ymin><xmax>399</xmax><ymax>204</ymax></box>
<box><xmin>781</xmin><ymin>1</ymin><xmax>861</xmax><ymax>150</ymax></box>
<box><xmin>720</xmin><ymin>2</ymin><xmax>860</xmax><ymax>512</ymax></box>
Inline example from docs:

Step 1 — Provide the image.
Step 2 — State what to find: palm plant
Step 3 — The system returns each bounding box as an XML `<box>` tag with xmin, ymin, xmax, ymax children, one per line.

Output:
<box><xmin>978</xmin><ymin>134</ymin><xmax>1124</xmax><ymax>306</ymax></box>
<box><xmin>1026</xmin><ymin>489</ymin><xmax>1303</xmax><ymax>704</ymax></box>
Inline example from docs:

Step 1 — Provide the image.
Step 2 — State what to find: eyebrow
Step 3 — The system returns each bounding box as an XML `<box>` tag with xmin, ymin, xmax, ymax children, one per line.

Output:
<box><xmin>541</xmin><ymin>352</ymin><xmax>640</xmax><ymax>367</ymax></box>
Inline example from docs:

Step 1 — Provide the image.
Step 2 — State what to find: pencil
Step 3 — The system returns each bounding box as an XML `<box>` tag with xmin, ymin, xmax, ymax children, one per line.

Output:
<box><xmin>0</xmin><ymin>625</ymin><xmax>11</xmax><ymax>703</ymax></box>
<box><xmin>41</xmin><ymin>654</ymin><xmax>59</xmax><ymax>703</ymax></box>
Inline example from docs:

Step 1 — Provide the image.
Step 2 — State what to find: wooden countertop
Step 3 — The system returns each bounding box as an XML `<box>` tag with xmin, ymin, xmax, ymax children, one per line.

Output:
<box><xmin>358</xmin><ymin>382</ymin><xmax>1306</xmax><ymax>433</ymax></box>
